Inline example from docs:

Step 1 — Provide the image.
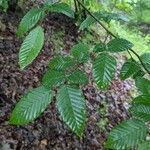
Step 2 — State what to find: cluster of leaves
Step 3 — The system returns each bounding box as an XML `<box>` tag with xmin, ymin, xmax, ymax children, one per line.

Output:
<box><xmin>106</xmin><ymin>63</ymin><xmax>150</xmax><ymax>149</ymax></box>
<box><xmin>8</xmin><ymin>1</ymin><xmax>150</xmax><ymax>150</ymax></box>
<box><xmin>16</xmin><ymin>2</ymin><xmax>74</xmax><ymax>70</ymax></box>
<box><xmin>11</xmin><ymin>42</ymin><xmax>89</xmax><ymax>136</ymax></box>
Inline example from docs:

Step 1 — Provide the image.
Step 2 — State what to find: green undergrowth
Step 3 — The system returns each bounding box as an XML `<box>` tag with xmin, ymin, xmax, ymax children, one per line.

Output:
<box><xmin>110</xmin><ymin>22</ymin><xmax>150</xmax><ymax>57</ymax></box>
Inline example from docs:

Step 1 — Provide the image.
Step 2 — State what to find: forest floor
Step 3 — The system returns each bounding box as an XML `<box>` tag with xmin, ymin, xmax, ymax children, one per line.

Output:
<box><xmin>0</xmin><ymin>7</ymin><xmax>135</xmax><ymax>150</ymax></box>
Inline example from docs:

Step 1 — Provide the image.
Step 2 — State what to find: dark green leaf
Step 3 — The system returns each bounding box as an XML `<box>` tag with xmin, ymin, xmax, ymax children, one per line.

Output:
<box><xmin>135</xmin><ymin>77</ymin><xmax>150</xmax><ymax>94</ymax></box>
<box><xmin>106</xmin><ymin>119</ymin><xmax>148</xmax><ymax>150</ymax></box>
<box><xmin>71</xmin><ymin>43</ymin><xmax>89</xmax><ymax>63</ymax></box>
<box><xmin>120</xmin><ymin>60</ymin><xmax>140</xmax><ymax>80</ymax></box>
<box><xmin>140</xmin><ymin>53</ymin><xmax>150</xmax><ymax>72</ymax></box>
<box><xmin>130</xmin><ymin>94</ymin><xmax>150</xmax><ymax>121</ymax></box>
<box><xmin>93</xmin><ymin>53</ymin><xmax>117</xmax><ymax>90</ymax></box>
<box><xmin>67</xmin><ymin>70</ymin><xmax>88</xmax><ymax>85</ymax></box>
<box><xmin>57</xmin><ymin>85</ymin><xmax>86</xmax><ymax>137</ymax></box>
<box><xmin>42</xmin><ymin>70</ymin><xmax>65</xmax><ymax>89</ymax></box>
<box><xmin>133</xmin><ymin>69</ymin><xmax>145</xmax><ymax>79</ymax></box>
<box><xmin>107</xmin><ymin>38</ymin><xmax>133</xmax><ymax>52</ymax></box>
<box><xmin>133</xmin><ymin>95</ymin><xmax>150</xmax><ymax>105</ymax></box>
<box><xmin>93</xmin><ymin>43</ymin><xmax>106</xmax><ymax>53</ymax></box>
<box><xmin>10</xmin><ymin>86</ymin><xmax>52</xmax><ymax>125</ymax></box>
<box><xmin>49</xmin><ymin>56</ymin><xmax>74</xmax><ymax>71</ymax></box>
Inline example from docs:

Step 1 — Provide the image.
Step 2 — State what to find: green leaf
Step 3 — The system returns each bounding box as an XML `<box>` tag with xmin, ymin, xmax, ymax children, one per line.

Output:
<box><xmin>106</xmin><ymin>119</ymin><xmax>148</xmax><ymax>150</ymax></box>
<box><xmin>10</xmin><ymin>86</ymin><xmax>52</xmax><ymax>125</ymax></box>
<box><xmin>107</xmin><ymin>38</ymin><xmax>133</xmax><ymax>52</ymax></box>
<box><xmin>17</xmin><ymin>8</ymin><xmax>45</xmax><ymax>37</ymax></box>
<box><xmin>71</xmin><ymin>42</ymin><xmax>89</xmax><ymax>63</ymax></box>
<box><xmin>140</xmin><ymin>53</ymin><xmax>150</xmax><ymax>72</ymax></box>
<box><xmin>130</xmin><ymin>94</ymin><xmax>150</xmax><ymax>121</ymax></box>
<box><xmin>57</xmin><ymin>85</ymin><xmax>86</xmax><ymax>137</ymax></box>
<box><xmin>135</xmin><ymin>77</ymin><xmax>150</xmax><ymax>94</ymax></box>
<box><xmin>138</xmin><ymin>141</ymin><xmax>150</xmax><ymax>150</ymax></box>
<box><xmin>92</xmin><ymin>53</ymin><xmax>117</xmax><ymax>90</ymax></box>
<box><xmin>19</xmin><ymin>26</ymin><xmax>44</xmax><ymax>69</ymax></box>
<box><xmin>0</xmin><ymin>0</ymin><xmax>8</xmax><ymax>11</ymax></box>
<box><xmin>120</xmin><ymin>60</ymin><xmax>140</xmax><ymax>80</ymax></box>
<box><xmin>67</xmin><ymin>70</ymin><xmax>88</xmax><ymax>85</ymax></box>
<box><xmin>42</xmin><ymin>70</ymin><xmax>65</xmax><ymax>89</ymax></box>
<box><xmin>132</xmin><ymin>95</ymin><xmax>150</xmax><ymax>105</ymax></box>
<box><xmin>133</xmin><ymin>69</ymin><xmax>145</xmax><ymax>79</ymax></box>
<box><xmin>93</xmin><ymin>43</ymin><xmax>106</xmax><ymax>53</ymax></box>
<box><xmin>79</xmin><ymin>11</ymin><xmax>124</xmax><ymax>30</ymax></box>
<box><xmin>48</xmin><ymin>3</ymin><xmax>74</xmax><ymax>18</ymax></box>
<box><xmin>79</xmin><ymin>13</ymin><xmax>98</xmax><ymax>30</ymax></box>
<box><xmin>49</xmin><ymin>56</ymin><xmax>74</xmax><ymax>71</ymax></box>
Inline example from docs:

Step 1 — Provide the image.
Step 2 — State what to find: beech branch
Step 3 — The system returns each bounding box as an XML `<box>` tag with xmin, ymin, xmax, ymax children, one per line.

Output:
<box><xmin>76</xmin><ymin>0</ymin><xmax>150</xmax><ymax>76</ymax></box>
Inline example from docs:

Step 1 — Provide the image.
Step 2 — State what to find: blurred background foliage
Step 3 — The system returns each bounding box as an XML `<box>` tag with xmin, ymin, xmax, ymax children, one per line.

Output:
<box><xmin>1</xmin><ymin>0</ymin><xmax>149</xmax><ymax>55</ymax></box>
<box><xmin>62</xmin><ymin>0</ymin><xmax>150</xmax><ymax>56</ymax></box>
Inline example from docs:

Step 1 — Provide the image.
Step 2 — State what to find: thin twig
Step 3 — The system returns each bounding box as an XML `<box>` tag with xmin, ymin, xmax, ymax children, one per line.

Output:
<box><xmin>76</xmin><ymin>0</ymin><xmax>150</xmax><ymax>75</ymax></box>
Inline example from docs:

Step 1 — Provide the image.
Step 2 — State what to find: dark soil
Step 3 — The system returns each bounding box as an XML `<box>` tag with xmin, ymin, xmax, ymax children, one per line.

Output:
<box><xmin>0</xmin><ymin>8</ymin><xmax>133</xmax><ymax>150</ymax></box>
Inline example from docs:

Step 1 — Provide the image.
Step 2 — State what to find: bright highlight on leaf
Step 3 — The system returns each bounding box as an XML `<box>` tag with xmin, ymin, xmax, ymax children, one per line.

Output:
<box><xmin>10</xmin><ymin>86</ymin><xmax>52</xmax><ymax>125</ymax></box>
<box><xmin>93</xmin><ymin>53</ymin><xmax>117</xmax><ymax>90</ymax></box>
<box><xmin>19</xmin><ymin>26</ymin><xmax>44</xmax><ymax>69</ymax></box>
<box><xmin>57</xmin><ymin>85</ymin><xmax>86</xmax><ymax>137</ymax></box>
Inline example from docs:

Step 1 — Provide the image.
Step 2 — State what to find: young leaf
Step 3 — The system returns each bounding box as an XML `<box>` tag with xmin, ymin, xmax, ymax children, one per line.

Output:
<box><xmin>120</xmin><ymin>60</ymin><xmax>140</xmax><ymax>80</ymax></box>
<box><xmin>79</xmin><ymin>11</ymin><xmax>124</xmax><ymax>30</ymax></box>
<box><xmin>17</xmin><ymin>8</ymin><xmax>45</xmax><ymax>37</ymax></box>
<box><xmin>49</xmin><ymin>56</ymin><xmax>74</xmax><ymax>71</ymax></box>
<box><xmin>42</xmin><ymin>70</ymin><xmax>65</xmax><ymax>89</ymax></box>
<box><xmin>57</xmin><ymin>85</ymin><xmax>86</xmax><ymax>137</ymax></box>
<box><xmin>10</xmin><ymin>86</ymin><xmax>52</xmax><ymax>125</ymax></box>
<box><xmin>71</xmin><ymin>42</ymin><xmax>89</xmax><ymax>63</ymax></box>
<box><xmin>79</xmin><ymin>13</ymin><xmax>98</xmax><ymax>30</ymax></box>
<box><xmin>106</xmin><ymin>119</ymin><xmax>148</xmax><ymax>150</ymax></box>
<box><xmin>135</xmin><ymin>77</ymin><xmax>150</xmax><ymax>94</ymax></box>
<box><xmin>19</xmin><ymin>26</ymin><xmax>44</xmax><ymax>69</ymax></box>
<box><xmin>107</xmin><ymin>38</ymin><xmax>133</xmax><ymax>52</ymax></box>
<box><xmin>67</xmin><ymin>70</ymin><xmax>88</xmax><ymax>85</ymax></box>
<box><xmin>47</xmin><ymin>3</ymin><xmax>74</xmax><ymax>18</ymax></box>
<box><xmin>92</xmin><ymin>53</ymin><xmax>117</xmax><ymax>90</ymax></box>
<box><xmin>140</xmin><ymin>53</ymin><xmax>150</xmax><ymax>72</ymax></box>
<box><xmin>138</xmin><ymin>141</ymin><xmax>150</xmax><ymax>150</ymax></box>
<box><xmin>130</xmin><ymin>94</ymin><xmax>150</xmax><ymax>121</ymax></box>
